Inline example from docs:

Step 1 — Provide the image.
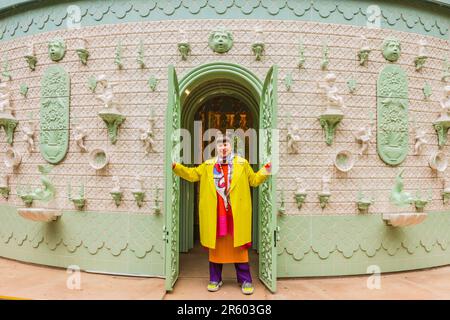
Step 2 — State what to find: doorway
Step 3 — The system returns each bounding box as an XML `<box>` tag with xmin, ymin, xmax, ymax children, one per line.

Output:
<box><xmin>164</xmin><ymin>63</ymin><xmax>278</xmax><ymax>293</ymax></box>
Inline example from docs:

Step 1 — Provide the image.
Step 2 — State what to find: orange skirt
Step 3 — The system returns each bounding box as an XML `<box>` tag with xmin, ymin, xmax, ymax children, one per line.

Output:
<box><xmin>209</xmin><ymin>234</ymin><xmax>249</xmax><ymax>263</ymax></box>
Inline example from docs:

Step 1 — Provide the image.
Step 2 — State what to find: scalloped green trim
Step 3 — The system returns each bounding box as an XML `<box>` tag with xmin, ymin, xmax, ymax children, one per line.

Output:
<box><xmin>0</xmin><ymin>0</ymin><xmax>448</xmax><ymax>41</ymax></box>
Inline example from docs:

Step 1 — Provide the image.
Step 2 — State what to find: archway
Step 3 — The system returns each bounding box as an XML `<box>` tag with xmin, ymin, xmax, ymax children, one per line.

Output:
<box><xmin>176</xmin><ymin>62</ymin><xmax>263</xmax><ymax>277</ymax></box>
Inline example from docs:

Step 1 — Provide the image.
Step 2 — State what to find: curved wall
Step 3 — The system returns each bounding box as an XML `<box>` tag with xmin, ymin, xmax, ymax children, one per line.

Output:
<box><xmin>0</xmin><ymin>0</ymin><xmax>449</xmax><ymax>278</ymax></box>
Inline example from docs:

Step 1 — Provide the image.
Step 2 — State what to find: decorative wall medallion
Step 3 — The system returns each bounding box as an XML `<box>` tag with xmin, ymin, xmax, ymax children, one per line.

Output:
<box><xmin>377</xmin><ymin>65</ymin><xmax>408</xmax><ymax>165</ymax></box>
<box><xmin>382</xmin><ymin>37</ymin><xmax>401</xmax><ymax>62</ymax></box>
<box><xmin>40</xmin><ymin>66</ymin><xmax>70</xmax><ymax>164</ymax></box>
<box><xmin>208</xmin><ymin>27</ymin><xmax>233</xmax><ymax>54</ymax></box>
<box><xmin>48</xmin><ymin>39</ymin><xmax>66</xmax><ymax>62</ymax></box>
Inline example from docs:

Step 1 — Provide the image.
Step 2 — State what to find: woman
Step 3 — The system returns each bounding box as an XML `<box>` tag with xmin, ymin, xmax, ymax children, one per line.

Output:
<box><xmin>172</xmin><ymin>133</ymin><xmax>271</xmax><ymax>295</ymax></box>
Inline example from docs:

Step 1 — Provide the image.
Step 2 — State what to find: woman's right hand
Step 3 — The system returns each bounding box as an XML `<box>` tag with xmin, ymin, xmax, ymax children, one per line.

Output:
<box><xmin>172</xmin><ymin>162</ymin><xmax>177</xmax><ymax>169</ymax></box>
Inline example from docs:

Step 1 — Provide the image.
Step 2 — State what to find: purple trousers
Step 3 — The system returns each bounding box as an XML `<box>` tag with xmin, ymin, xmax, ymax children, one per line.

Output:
<box><xmin>209</xmin><ymin>261</ymin><xmax>252</xmax><ymax>284</ymax></box>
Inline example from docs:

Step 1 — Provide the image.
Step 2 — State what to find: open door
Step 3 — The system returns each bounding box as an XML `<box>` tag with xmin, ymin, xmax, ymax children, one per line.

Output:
<box><xmin>258</xmin><ymin>65</ymin><xmax>279</xmax><ymax>293</ymax></box>
<box><xmin>164</xmin><ymin>65</ymin><xmax>181</xmax><ymax>291</ymax></box>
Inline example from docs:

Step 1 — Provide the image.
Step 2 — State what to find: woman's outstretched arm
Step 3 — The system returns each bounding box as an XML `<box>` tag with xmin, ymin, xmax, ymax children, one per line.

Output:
<box><xmin>172</xmin><ymin>162</ymin><xmax>205</xmax><ymax>182</ymax></box>
<box><xmin>246</xmin><ymin>161</ymin><xmax>271</xmax><ymax>187</ymax></box>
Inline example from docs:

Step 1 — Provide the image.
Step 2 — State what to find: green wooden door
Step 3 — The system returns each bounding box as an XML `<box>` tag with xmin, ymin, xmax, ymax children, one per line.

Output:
<box><xmin>164</xmin><ymin>65</ymin><xmax>181</xmax><ymax>291</ymax></box>
<box><xmin>258</xmin><ymin>66</ymin><xmax>279</xmax><ymax>293</ymax></box>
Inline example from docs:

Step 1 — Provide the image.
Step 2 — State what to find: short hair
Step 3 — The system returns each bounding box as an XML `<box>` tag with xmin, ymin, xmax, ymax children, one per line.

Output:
<box><xmin>382</xmin><ymin>37</ymin><xmax>400</xmax><ymax>51</ymax></box>
<box><xmin>215</xmin><ymin>132</ymin><xmax>232</xmax><ymax>145</ymax></box>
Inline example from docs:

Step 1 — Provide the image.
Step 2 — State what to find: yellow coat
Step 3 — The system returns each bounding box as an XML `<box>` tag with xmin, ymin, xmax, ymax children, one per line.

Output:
<box><xmin>173</xmin><ymin>156</ymin><xmax>270</xmax><ymax>249</ymax></box>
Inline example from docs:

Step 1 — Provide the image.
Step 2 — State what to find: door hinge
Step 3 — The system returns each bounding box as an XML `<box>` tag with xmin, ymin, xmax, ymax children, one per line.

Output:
<box><xmin>274</xmin><ymin>226</ymin><xmax>280</xmax><ymax>247</ymax></box>
<box><xmin>163</xmin><ymin>225</ymin><xmax>169</xmax><ymax>243</ymax></box>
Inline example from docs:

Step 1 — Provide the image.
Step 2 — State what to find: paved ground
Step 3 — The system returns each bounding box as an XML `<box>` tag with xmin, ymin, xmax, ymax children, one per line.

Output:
<box><xmin>2</xmin><ymin>246</ymin><xmax>450</xmax><ymax>300</ymax></box>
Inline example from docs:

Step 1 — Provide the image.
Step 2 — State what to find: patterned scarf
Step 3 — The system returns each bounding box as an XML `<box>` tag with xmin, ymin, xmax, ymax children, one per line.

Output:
<box><xmin>213</xmin><ymin>152</ymin><xmax>234</xmax><ymax>210</ymax></box>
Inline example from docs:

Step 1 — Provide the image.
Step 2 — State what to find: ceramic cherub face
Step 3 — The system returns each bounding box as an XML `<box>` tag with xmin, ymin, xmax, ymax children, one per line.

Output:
<box><xmin>208</xmin><ymin>29</ymin><xmax>233</xmax><ymax>54</ymax></box>
<box><xmin>382</xmin><ymin>38</ymin><xmax>401</xmax><ymax>62</ymax></box>
<box><xmin>48</xmin><ymin>39</ymin><xmax>66</xmax><ymax>61</ymax></box>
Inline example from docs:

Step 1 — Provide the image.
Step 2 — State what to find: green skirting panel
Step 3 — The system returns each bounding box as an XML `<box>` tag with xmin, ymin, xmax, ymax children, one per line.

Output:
<box><xmin>277</xmin><ymin>212</ymin><xmax>450</xmax><ymax>277</ymax></box>
<box><xmin>0</xmin><ymin>205</ymin><xmax>164</xmax><ymax>277</ymax></box>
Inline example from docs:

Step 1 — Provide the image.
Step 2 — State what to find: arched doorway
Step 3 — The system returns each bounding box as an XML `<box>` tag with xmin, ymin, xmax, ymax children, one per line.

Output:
<box><xmin>179</xmin><ymin>78</ymin><xmax>261</xmax><ymax>254</ymax></box>
<box><xmin>164</xmin><ymin>63</ymin><xmax>278</xmax><ymax>293</ymax></box>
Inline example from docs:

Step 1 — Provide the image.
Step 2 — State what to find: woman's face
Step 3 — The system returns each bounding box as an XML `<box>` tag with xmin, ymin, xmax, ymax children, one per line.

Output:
<box><xmin>217</xmin><ymin>141</ymin><xmax>231</xmax><ymax>157</ymax></box>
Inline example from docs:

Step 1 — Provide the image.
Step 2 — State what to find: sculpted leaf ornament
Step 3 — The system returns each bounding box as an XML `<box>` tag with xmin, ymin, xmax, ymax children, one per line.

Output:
<box><xmin>182</xmin><ymin>0</ymin><xmax>208</xmax><ymax>14</ymax></box>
